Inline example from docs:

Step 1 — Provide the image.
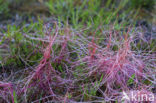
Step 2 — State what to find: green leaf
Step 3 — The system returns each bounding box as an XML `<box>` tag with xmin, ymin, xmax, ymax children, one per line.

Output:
<box><xmin>13</xmin><ymin>90</ymin><xmax>18</xmax><ymax>103</ymax></box>
<box><xmin>127</xmin><ymin>74</ymin><xmax>135</xmax><ymax>85</ymax></box>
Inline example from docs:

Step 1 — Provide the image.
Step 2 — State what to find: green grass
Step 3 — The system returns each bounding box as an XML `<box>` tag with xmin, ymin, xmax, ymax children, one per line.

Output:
<box><xmin>46</xmin><ymin>0</ymin><xmax>133</xmax><ymax>28</ymax></box>
<box><xmin>0</xmin><ymin>0</ymin><xmax>155</xmax><ymax>102</ymax></box>
<box><xmin>13</xmin><ymin>90</ymin><xmax>18</xmax><ymax>103</ymax></box>
<box><xmin>0</xmin><ymin>0</ymin><xmax>9</xmax><ymax>15</ymax></box>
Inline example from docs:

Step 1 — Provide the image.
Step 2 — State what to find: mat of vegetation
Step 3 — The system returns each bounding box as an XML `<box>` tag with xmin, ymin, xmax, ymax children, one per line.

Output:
<box><xmin>0</xmin><ymin>0</ymin><xmax>156</xmax><ymax>102</ymax></box>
